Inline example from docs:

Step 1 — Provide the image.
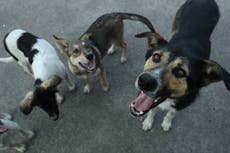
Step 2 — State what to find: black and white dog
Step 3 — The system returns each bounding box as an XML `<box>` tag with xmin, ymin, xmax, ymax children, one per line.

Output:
<box><xmin>0</xmin><ymin>113</ymin><xmax>34</xmax><ymax>152</ymax></box>
<box><xmin>130</xmin><ymin>0</ymin><xmax>230</xmax><ymax>131</ymax></box>
<box><xmin>0</xmin><ymin>29</ymin><xmax>75</xmax><ymax>120</ymax></box>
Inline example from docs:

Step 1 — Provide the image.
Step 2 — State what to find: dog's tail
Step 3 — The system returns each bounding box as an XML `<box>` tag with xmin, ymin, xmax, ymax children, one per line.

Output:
<box><xmin>116</xmin><ymin>12</ymin><xmax>156</xmax><ymax>32</ymax></box>
<box><xmin>0</xmin><ymin>57</ymin><xmax>15</xmax><ymax>63</ymax></box>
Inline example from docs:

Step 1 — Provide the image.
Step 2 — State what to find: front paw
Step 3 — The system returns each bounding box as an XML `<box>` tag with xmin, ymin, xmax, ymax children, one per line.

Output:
<box><xmin>142</xmin><ymin>119</ymin><xmax>153</xmax><ymax>131</ymax></box>
<box><xmin>68</xmin><ymin>84</ymin><xmax>76</xmax><ymax>91</ymax></box>
<box><xmin>102</xmin><ymin>84</ymin><xmax>109</xmax><ymax>92</ymax></box>
<box><xmin>83</xmin><ymin>85</ymin><xmax>91</xmax><ymax>94</ymax></box>
<box><xmin>161</xmin><ymin>121</ymin><xmax>172</xmax><ymax>131</ymax></box>
<box><xmin>120</xmin><ymin>56</ymin><xmax>127</xmax><ymax>64</ymax></box>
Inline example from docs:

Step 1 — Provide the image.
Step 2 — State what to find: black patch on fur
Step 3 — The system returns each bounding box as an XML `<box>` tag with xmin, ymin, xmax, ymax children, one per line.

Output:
<box><xmin>3</xmin><ymin>33</ymin><xmax>18</xmax><ymax>61</ymax></box>
<box><xmin>34</xmin><ymin>79</ymin><xmax>42</xmax><ymax>86</ymax></box>
<box><xmin>17</xmin><ymin>32</ymin><xmax>38</xmax><ymax>64</ymax></box>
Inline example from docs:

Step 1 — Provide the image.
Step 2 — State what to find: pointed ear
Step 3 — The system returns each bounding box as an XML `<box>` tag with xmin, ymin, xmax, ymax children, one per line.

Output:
<box><xmin>135</xmin><ymin>31</ymin><xmax>168</xmax><ymax>49</ymax></box>
<box><xmin>53</xmin><ymin>35</ymin><xmax>70</xmax><ymax>57</ymax></box>
<box><xmin>80</xmin><ymin>33</ymin><xmax>92</xmax><ymax>41</ymax></box>
<box><xmin>201</xmin><ymin>60</ymin><xmax>230</xmax><ymax>90</ymax></box>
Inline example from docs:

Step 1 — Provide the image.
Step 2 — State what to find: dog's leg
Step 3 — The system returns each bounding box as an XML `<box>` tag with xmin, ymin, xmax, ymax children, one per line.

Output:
<box><xmin>64</xmin><ymin>73</ymin><xmax>75</xmax><ymax>91</ymax></box>
<box><xmin>55</xmin><ymin>92</ymin><xmax>64</xmax><ymax>104</ymax></box>
<box><xmin>107</xmin><ymin>44</ymin><xmax>116</xmax><ymax>55</ymax></box>
<box><xmin>83</xmin><ymin>76</ymin><xmax>92</xmax><ymax>94</ymax></box>
<box><xmin>142</xmin><ymin>108</ymin><xmax>157</xmax><ymax>131</ymax></box>
<box><xmin>99</xmin><ymin>66</ymin><xmax>109</xmax><ymax>92</ymax></box>
<box><xmin>120</xmin><ymin>40</ymin><xmax>127</xmax><ymax>63</ymax></box>
<box><xmin>161</xmin><ymin>108</ymin><xmax>176</xmax><ymax>131</ymax></box>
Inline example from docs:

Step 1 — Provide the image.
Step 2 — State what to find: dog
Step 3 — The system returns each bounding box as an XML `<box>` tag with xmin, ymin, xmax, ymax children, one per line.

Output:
<box><xmin>0</xmin><ymin>29</ymin><xmax>75</xmax><ymax>120</ymax></box>
<box><xmin>0</xmin><ymin>113</ymin><xmax>34</xmax><ymax>152</ymax></box>
<box><xmin>53</xmin><ymin>12</ymin><xmax>156</xmax><ymax>93</ymax></box>
<box><xmin>130</xmin><ymin>0</ymin><xmax>230</xmax><ymax>131</ymax></box>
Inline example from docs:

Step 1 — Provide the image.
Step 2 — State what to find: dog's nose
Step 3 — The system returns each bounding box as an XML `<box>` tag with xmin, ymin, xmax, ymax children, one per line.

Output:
<box><xmin>138</xmin><ymin>73</ymin><xmax>158</xmax><ymax>91</ymax></box>
<box><xmin>86</xmin><ymin>54</ymin><xmax>94</xmax><ymax>61</ymax></box>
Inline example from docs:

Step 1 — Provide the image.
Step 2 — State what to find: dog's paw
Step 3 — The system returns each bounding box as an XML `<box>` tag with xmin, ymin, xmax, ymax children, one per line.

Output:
<box><xmin>161</xmin><ymin>121</ymin><xmax>172</xmax><ymax>131</ymax></box>
<box><xmin>142</xmin><ymin>119</ymin><xmax>153</xmax><ymax>131</ymax></box>
<box><xmin>68</xmin><ymin>84</ymin><xmax>76</xmax><ymax>91</ymax></box>
<box><xmin>102</xmin><ymin>84</ymin><xmax>109</xmax><ymax>92</ymax></box>
<box><xmin>83</xmin><ymin>85</ymin><xmax>91</xmax><ymax>94</ymax></box>
<box><xmin>55</xmin><ymin>93</ymin><xmax>64</xmax><ymax>104</ymax></box>
<box><xmin>120</xmin><ymin>56</ymin><xmax>127</xmax><ymax>64</ymax></box>
<box><xmin>15</xmin><ymin>144</ymin><xmax>26</xmax><ymax>153</ymax></box>
<box><xmin>107</xmin><ymin>49</ymin><xmax>115</xmax><ymax>55</ymax></box>
<box><xmin>26</xmin><ymin>130</ymin><xmax>35</xmax><ymax>139</ymax></box>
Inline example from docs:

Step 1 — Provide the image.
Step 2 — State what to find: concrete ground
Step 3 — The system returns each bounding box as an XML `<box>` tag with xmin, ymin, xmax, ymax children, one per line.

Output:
<box><xmin>0</xmin><ymin>0</ymin><xmax>230</xmax><ymax>153</ymax></box>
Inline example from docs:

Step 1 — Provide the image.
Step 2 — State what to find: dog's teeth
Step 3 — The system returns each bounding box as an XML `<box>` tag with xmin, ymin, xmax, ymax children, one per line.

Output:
<box><xmin>131</xmin><ymin>103</ymin><xmax>134</xmax><ymax>107</ymax></box>
<box><xmin>139</xmin><ymin>111</ymin><xmax>144</xmax><ymax>115</ymax></box>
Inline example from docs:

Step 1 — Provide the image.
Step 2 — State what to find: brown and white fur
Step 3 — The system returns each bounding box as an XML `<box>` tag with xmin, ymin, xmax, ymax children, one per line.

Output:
<box><xmin>53</xmin><ymin>12</ymin><xmax>156</xmax><ymax>93</ymax></box>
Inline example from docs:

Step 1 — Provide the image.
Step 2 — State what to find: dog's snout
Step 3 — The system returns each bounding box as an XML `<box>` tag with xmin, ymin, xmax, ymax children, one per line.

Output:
<box><xmin>86</xmin><ymin>54</ymin><xmax>94</xmax><ymax>61</ymax></box>
<box><xmin>138</xmin><ymin>73</ymin><xmax>158</xmax><ymax>91</ymax></box>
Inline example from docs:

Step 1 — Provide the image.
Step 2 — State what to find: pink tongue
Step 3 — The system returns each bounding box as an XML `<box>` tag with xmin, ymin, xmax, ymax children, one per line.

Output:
<box><xmin>85</xmin><ymin>62</ymin><xmax>94</xmax><ymax>69</ymax></box>
<box><xmin>0</xmin><ymin>125</ymin><xmax>8</xmax><ymax>134</ymax></box>
<box><xmin>134</xmin><ymin>92</ymin><xmax>155</xmax><ymax>112</ymax></box>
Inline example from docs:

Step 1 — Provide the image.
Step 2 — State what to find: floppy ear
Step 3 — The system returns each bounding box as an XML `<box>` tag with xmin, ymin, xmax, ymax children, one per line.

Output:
<box><xmin>53</xmin><ymin>35</ymin><xmax>70</xmax><ymax>58</ymax></box>
<box><xmin>20</xmin><ymin>91</ymin><xmax>34</xmax><ymax>115</ymax></box>
<box><xmin>41</xmin><ymin>75</ymin><xmax>62</xmax><ymax>90</ymax></box>
<box><xmin>135</xmin><ymin>31</ymin><xmax>168</xmax><ymax>49</ymax></box>
<box><xmin>80</xmin><ymin>33</ymin><xmax>92</xmax><ymax>41</ymax></box>
<box><xmin>201</xmin><ymin>60</ymin><xmax>230</xmax><ymax>90</ymax></box>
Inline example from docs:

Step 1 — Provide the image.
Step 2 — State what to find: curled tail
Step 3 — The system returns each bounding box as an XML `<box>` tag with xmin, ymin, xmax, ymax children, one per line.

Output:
<box><xmin>116</xmin><ymin>12</ymin><xmax>156</xmax><ymax>32</ymax></box>
<box><xmin>0</xmin><ymin>57</ymin><xmax>15</xmax><ymax>63</ymax></box>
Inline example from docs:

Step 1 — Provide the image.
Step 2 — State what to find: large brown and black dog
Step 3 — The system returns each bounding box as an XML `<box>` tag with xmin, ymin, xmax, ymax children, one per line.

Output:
<box><xmin>130</xmin><ymin>0</ymin><xmax>230</xmax><ymax>131</ymax></box>
<box><xmin>53</xmin><ymin>12</ymin><xmax>156</xmax><ymax>93</ymax></box>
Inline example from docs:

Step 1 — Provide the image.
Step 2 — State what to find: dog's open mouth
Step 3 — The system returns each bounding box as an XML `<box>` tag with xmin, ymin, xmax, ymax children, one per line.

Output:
<box><xmin>79</xmin><ymin>62</ymin><xmax>96</xmax><ymax>72</ymax></box>
<box><xmin>130</xmin><ymin>91</ymin><xmax>166</xmax><ymax>117</ymax></box>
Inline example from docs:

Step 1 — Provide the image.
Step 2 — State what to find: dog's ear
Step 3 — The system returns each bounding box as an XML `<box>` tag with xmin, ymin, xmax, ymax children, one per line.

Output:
<box><xmin>20</xmin><ymin>91</ymin><xmax>34</xmax><ymax>115</ymax></box>
<box><xmin>200</xmin><ymin>60</ymin><xmax>230</xmax><ymax>90</ymax></box>
<box><xmin>53</xmin><ymin>35</ymin><xmax>70</xmax><ymax>57</ymax></box>
<box><xmin>135</xmin><ymin>31</ymin><xmax>168</xmax><ymax>49</ymax></box>
<box><xmin>41</xmin><ymin>75</ymin><xmax>62</xmax><ymax>90</ymax></box>
<box><xmin>80</xmin><ymin>33</ymin><xmax>92</xmax><ymax>41</ymax></box>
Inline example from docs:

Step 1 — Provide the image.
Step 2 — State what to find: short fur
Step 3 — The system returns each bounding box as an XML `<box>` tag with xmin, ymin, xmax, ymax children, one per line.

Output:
<box><xmin>130</xmin><ymin>0</ymin><xmax>230</xmax><ymax>131</ymax></box>
<box><xmin>0</xmin><ymin>29</ymin><xmax>75</xmax><ymax>120</ymax></box>
<box><xmin>0</xmin><ymin>113</ymin><xmax>34</xmax><ymax>153</ymax></box>
<box><xmin>53</xmin><ymin>12</ymin><xmax>156</xmax><ymax>93</ymax></box>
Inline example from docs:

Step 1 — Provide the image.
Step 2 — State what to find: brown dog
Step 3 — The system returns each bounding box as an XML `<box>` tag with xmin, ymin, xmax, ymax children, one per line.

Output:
<box><xmin>53</xmin><ymin>12</ymin><xmax>156</xmax><ymax>93</ymax></box>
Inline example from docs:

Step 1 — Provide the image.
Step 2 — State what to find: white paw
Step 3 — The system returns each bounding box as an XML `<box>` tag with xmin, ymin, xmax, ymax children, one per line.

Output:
<box><xmin>83</xmin><ymin>85</ymin><xmax>91</xmax><ymax>94</ymax></box>
<box><xmin>56</xmin><ymin>93</ymin><xmax>64</xmax><ymax>104</ymax></box>
<box><xmin>26</xmin><ymin>130</ymin><xmax>35</xmax><ymax>139</ymax></box>
<box><xmin>120</xmin><ymin>56</ymin><xmax>127</xmax><ymax>63</ymax></box>
<box><xmin>161</xmin><ymin>121</ymin><xmax>172</xmax><ymax>131</ymax></box>
<box><xmin>107</xmin><ymin>49</ymin><xmax>115</xmax><ymax>55</ymax></box>
<box><xmin>142</xmin><ymin>119</ymin><xmax>153</xmax><ymax>131</ymax></box>
<box><xmin>102</xmin><ymin>84</ymin><xmax>109</xmax><ymax>92</ymax></box>
<box><xmin>15</xmin><ymin>144</ymin><xmax>26</xmax><ymax>153</ymax></box>
<box><xmin>68</xmin><ymin>84</ymin><xmax>75</xmax><ymax>91</ymax></box>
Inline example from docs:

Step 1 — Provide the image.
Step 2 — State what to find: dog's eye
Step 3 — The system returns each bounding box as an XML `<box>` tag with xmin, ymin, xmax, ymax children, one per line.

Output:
<box><xmin>173</xmin><ymin>68</ymin><xmax>186</xmax><ymax>78</ymax></box>
<box><xmin>152</xmin><ymin>53</ymin><xmax>161</xmax><ymax>63</ymax></box>
<box><xmin>73</xmin><ymin>49</ymin><xmax>80</xmax><ymax>55</ymax></box>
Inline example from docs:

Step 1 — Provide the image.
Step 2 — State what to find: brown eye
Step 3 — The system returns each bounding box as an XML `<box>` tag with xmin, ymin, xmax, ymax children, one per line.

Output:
<box><xmin>152</xmin><ymin>53</ymin><xmax>161</xmax><ymax>63</ymax></box>
<box><xmin>173</xmin><ymin>68</ymin><xmax>186</xmax><ymax>78</ymax></box>
<box><xmin>73</xmin><ymin>49</ymin><xmax>79</xmax><ymax>55</ymax></box>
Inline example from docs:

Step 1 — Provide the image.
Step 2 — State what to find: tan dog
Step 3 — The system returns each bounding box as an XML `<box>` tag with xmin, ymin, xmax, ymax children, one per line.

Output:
<box><xmin>53</xmin><ymin>12</ymin><xmax>156</xmax><ymax>93</ymax></box>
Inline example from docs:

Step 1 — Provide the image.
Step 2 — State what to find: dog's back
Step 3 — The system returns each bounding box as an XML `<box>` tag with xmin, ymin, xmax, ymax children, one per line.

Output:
<box><xmin>170</xmin><ymin>0</ymin><xmax>220</xmax><ymax>59</ymax></box>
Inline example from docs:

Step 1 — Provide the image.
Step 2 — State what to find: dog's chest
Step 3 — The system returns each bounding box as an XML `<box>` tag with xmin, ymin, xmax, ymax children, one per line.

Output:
<box><xmin>157</xmin><ymin>99</ymin><xmax>175</xmax><ymax>111</ymax></box>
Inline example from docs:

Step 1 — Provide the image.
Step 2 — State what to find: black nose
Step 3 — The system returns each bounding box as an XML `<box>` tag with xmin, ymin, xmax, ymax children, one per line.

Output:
<box><xmin>138</xmin><ymin>73</ymin><xmax>158</xmax><ymax>91</ymax></box>
<box><xmin>86</xmin><ymin>54</ymin><xmax>94</xmax><ymax>61</ymax></box>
